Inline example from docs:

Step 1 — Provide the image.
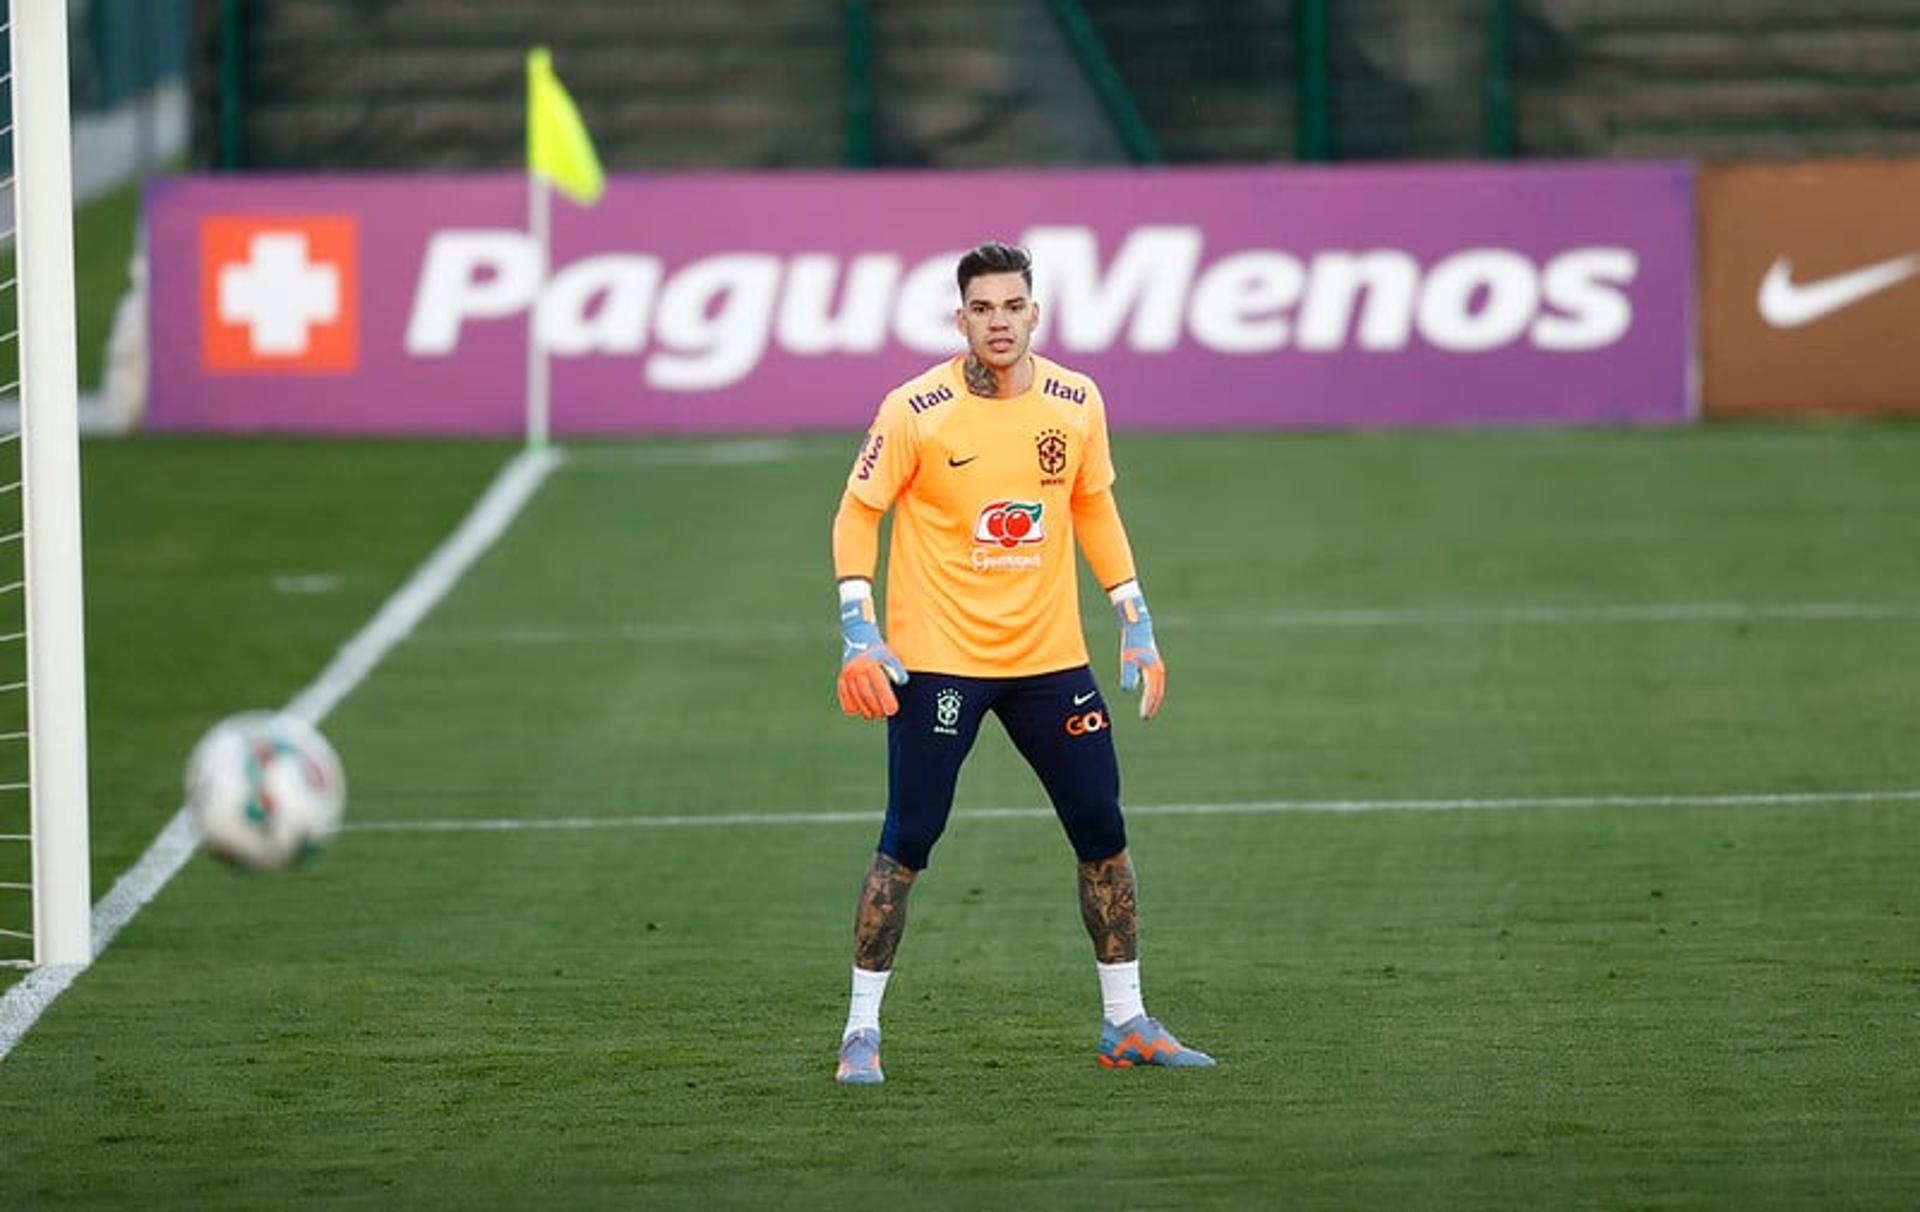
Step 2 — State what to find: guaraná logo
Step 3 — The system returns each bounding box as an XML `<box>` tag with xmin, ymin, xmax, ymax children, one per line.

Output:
<box><xmin>972</xmin><ymin>500</ymin><xmax>1045</xmax><ymax>548</ymax></box>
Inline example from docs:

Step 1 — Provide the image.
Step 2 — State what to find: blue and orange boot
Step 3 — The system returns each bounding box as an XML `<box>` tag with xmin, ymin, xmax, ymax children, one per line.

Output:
<box><xmin>1098</xmin><ymin>1015</ymin><xmax>1215</xmax><ymax>1068</ymax></box>
<box><xmin>836</xmin><ymin>1027</ymin><xmax>884</xmax><ymax>1084</ymax></box>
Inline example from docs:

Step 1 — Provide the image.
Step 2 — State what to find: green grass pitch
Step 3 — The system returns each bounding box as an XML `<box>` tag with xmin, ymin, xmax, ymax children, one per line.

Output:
<box><xmin>1</xmin><ymin>424</ymin><xmax>1917</xmax><ymax>1209</ymax></box>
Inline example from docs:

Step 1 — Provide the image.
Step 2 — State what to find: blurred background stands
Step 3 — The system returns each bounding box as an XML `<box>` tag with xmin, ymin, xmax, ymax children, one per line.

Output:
<box><xmin>186</xmin><ymin>0</ymin><xmax>1920</xmax><ymax>173</ymax></box>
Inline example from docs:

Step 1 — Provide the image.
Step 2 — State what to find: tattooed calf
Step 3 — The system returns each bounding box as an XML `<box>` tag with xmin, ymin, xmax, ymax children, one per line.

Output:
<box><xmin>1077</xmin><ymin>851</ymin><xmax>1140</xmax><ymax>963</ymax></box>
<box><xmin>853</xmin><ymin>852</ymin><xmax>917</xmax><ymax>971</ymax></box>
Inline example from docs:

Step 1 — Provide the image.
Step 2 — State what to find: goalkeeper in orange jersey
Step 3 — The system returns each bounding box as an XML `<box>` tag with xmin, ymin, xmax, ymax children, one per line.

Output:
<box><xmin>829</xmin><ymin>241</ymin><xmax>1213</xmax><ymax>1084</ymax></box>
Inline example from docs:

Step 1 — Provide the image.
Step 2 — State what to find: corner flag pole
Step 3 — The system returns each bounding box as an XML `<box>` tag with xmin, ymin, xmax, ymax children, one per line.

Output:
<box><xmin>525</xmin><ymin>48</ymin><xmax>605</xmax><ymax>454</ymax></box>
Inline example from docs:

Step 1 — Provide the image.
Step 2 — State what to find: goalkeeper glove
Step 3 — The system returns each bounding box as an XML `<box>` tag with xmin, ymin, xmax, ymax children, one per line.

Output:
<box><xmin>837</xmin><ymin>581</ymin><xmax>908</xmax><ymax>720</ymax></box>
<box><xmin>1111</xmin><ymin>580</ymin><xmax>1166</xmax><ymax>721</ymax></box>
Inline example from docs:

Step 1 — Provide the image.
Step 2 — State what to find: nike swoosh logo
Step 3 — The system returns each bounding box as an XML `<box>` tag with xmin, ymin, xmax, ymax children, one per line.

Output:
<box><xmin>947</xmin><ymin>455</ymin><xmax>978</xmax><ymax>467</ymax></box>
<box><xmin>1757</xmin><ymin>254</ymin><xmax>1920</xmax><ymax>329</ymax></box>
<box><xmin>1072</xmin><ymin>690</ymin><xmax>1097</xmax><ymax>706</ymax></box>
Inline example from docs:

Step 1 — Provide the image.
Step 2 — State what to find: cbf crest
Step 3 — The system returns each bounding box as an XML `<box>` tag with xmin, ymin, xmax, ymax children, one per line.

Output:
<box><xmin>1035</xmin><ymin>429</ymin><xmax>1068</xmax><ymax>483</ymax></box>
<box><xmin>933</xmin><ymin>688</ymin><xmax>964</xmax><ymax>736</ymax></box>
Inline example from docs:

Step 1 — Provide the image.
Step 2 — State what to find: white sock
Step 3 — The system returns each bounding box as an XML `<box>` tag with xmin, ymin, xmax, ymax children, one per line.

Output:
<box><xmin>844</xmin><ymin>966</ymin><xmax>891</xmax><ymax>1039</ymax></box>
<box><xmin>1097</xmin><ymin>959</ymin><xmax>1146</xmax><ymax>1026</ymax></box>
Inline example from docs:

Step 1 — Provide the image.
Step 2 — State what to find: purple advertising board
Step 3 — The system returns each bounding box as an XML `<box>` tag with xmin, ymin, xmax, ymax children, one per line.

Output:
<box><xmin>146</xmin><ymin>163</ymin><xmax>1695</xmax><ymax>434</ymax></box>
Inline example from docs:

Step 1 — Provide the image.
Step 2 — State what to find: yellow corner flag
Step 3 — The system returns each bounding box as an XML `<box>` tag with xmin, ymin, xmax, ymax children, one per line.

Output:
<box><xmin>527</xmin><ymin>47</ymin><xmax>605</xmax><ymax>206</ymax></box>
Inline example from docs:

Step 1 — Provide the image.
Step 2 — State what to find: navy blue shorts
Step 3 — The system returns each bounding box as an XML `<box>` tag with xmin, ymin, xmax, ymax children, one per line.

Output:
<box><xmin>879</xmin><ymin>665</ymin><xmax>1126</xmax><ymax>871</ymax></box>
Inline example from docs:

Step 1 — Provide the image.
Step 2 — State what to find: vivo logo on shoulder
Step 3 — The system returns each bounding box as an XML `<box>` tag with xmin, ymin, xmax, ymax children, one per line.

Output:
<box><xmin>909</xmin><ymin>384</ymin><xmax>954</xmax><ymax>413</ymax></box>
<box><xmin>1041</xmin><ymin>378</ymin><xmax>1086</xmax><ymax>404</ymax></box>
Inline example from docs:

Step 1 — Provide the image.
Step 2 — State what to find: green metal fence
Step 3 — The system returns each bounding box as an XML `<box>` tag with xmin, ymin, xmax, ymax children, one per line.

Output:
<box><xmin>1075</xmin><ymin>0</ymin><xmax>1516</xmax><ymax>163</ymax></box>
<box><xmin>199</xmin><ymin>0</ymin><xmax>1920</xmax><ymax>173</ymax></box>
<box><xmin>1074</xmin><ymin>0</ymin><xmax>1920</xmax><ymax>164</ymax></box>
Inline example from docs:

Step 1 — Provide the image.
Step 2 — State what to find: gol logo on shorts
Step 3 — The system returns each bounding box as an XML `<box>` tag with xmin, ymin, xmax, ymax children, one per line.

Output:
<box><xmin>973</xmin><ymin>500</ymin><xmax>1045</xmax><ymax>548</ymax></box>
<box><xmin>1064</xmin><ymin>709</ymin><xmax>1108</xmax><ymax>736</ymax></box>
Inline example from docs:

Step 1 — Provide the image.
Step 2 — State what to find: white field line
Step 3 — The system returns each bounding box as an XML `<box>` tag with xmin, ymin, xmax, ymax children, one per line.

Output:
<box><xmin>344</xmin><ymin>786</ymin><xmax>1920</xmax><ymax>836</ymax></box>
<box><xmin>413</xmin><ymin>600</ymin><xmax>1920</xmax><ymax>647</ymax></box>
<box><xmin>1192</xmin><ymin>601</ymin><xmax>1920</xmax><ymax>628</ymax></box>
<box><xmin>559</xmin><ymin>437</ymin><xmax>800</xmax><ymax>468</ymax></box>
<box><xmin>0</xmin><ymin>448</ymin><xmax>563</xmax><ymax>1063</ymax></box>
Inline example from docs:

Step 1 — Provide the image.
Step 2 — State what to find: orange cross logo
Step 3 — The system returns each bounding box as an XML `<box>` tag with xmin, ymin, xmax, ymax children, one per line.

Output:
<box><xmin>200</xmin><ymin>215</ymin><xmax>359</xmax><ymax>373</ymax></box>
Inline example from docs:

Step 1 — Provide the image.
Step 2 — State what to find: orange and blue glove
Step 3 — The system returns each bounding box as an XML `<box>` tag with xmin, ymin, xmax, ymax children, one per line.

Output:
<box><xmin>837</xmin><ymin>582</ymin><xmax>908</xmax><ymax>720</ymax></box>
<box><xmin>1112</xmin><ymin>581</ymin><xmax>1166</xmax><ymax>721</ymax></box>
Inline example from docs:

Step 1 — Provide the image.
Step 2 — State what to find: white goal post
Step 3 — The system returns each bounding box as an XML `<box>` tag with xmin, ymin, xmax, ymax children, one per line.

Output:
<box><xmin>6</xmin><ymin>0</ymin><xmax>92</xmax><ymax>968</ymax></box>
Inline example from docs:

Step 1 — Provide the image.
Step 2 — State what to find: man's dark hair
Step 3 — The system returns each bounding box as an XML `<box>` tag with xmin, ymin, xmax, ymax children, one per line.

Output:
<box><xmin>956</xmin><ymin>242</ymin><xmax>1033</xmax><ymax>300</ymax></box>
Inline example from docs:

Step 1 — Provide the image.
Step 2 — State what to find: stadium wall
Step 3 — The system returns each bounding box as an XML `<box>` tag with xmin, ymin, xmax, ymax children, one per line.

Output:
<box><xmin>144</xmin><ymin>162</ymin><xmax>1693</xmax><ymax>435</ymax></box>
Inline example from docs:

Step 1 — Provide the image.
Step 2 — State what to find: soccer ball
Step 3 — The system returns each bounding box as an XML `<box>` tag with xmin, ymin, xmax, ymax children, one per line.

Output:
<box><xmin>185</xmin><ymin>711</ymin><xmax>346</xmax><ymax>871</ymax></box>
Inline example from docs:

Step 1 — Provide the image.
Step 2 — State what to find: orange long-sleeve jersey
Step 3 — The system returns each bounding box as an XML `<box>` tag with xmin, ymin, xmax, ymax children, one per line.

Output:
<box><xmin>833</xmin><ymin>354</ymin><xmax>1138</xmax><ymax>678</ymax></box>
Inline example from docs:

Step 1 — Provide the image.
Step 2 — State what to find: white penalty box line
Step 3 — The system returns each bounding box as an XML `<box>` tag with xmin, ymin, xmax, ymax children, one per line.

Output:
<box><xmin>415</xmin><ymin>600</ymin><xmax>1920</xmax><ymax>647</ymax></box>
<box><xmin>345</xmin><ymin>786</ymin><xmax>1920</xmax><ymax>837</ymax></box>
